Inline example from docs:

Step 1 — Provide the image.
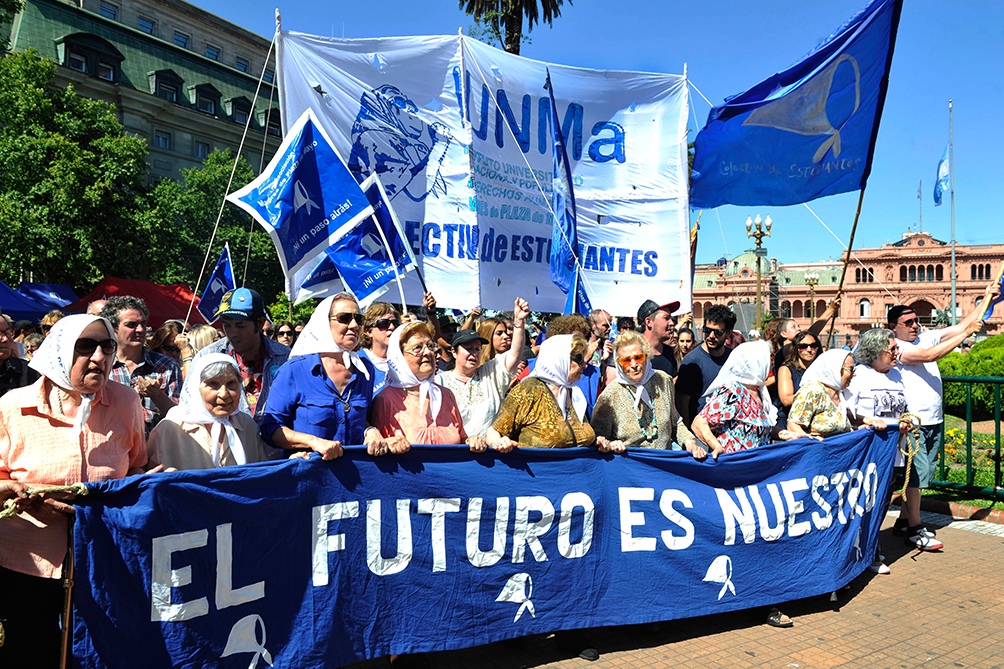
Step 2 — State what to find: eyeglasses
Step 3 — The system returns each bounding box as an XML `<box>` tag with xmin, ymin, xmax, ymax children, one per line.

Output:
<box><xmin>330</xmin><ymin>312</ymin><xmax>365</xmax><ymax>326</ymax></box>
<box><xmin>41</xmin><ymin>324</ymin><xmax>52</xmax><ymax>333</ymax></box>
<box><xmin>276</xmin><ymin>329</ymin><xmax>294</xmax><ymax>338</ymax></box>
<box><xmin>898</xmin><ymin>317</ymin><xmax>918</xmax><ymax>327</ymax></box>
<box><xmin>403</xmin><ymin>343</ymin><xmax>439</xmax><ymax>357</ymax></box>
<box><xmin>569</xmin><ymin>353</ymin><xmax>585</xmax><ymax>365</ymax></box>
<box><xmin>703</xmin><ymin>325</ymin><xmax>727</xmax><ymax>337</ymax></box>
<box><xmin>617</xmin><ymin>353</ymin><xmax>646</xmax><ymax>367</ymax></box>
<box><xmin>884</xmin><ymin>345</ymin><xmax>900</xmax><ymax>355</ymax></box>
<box><xmin>75</xmin><ymin>338</ymin><xmax>118</xmax><ymax>356</ymax></box>
<box><xmin>0</xmin><ymin>329</ymin><xmax>10</xmax><ymax>341</ymax></box>
<box><xmin>372</xmin><ymin>317</ymin><xmax>400</xmax><ymax>330</ymax></box>
<box><xmin>796</xmin><ymin>342</ymin><xmax>820</xmax><ymax>351</ymax></box>
<box><xmin>841</xmin><ymin>366</ymin><xmax>855</xmax><ymax>374</ymax></box>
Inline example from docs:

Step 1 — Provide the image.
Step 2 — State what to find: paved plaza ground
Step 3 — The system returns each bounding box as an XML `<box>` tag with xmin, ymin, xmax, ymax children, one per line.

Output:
<box><xmin>350</xmin><ymin>509</ymin><xmax>1004</xmax><ymax>669</ymax></box>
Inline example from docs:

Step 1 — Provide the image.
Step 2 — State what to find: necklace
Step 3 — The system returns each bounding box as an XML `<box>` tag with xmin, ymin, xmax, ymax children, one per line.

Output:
<box><xmin>630</xmin><ymin>386</ymin><xmax>658</xmax><ymax>441</ymax></box>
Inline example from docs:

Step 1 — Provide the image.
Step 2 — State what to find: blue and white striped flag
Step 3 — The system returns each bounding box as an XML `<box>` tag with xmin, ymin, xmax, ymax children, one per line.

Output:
<box><xmin>933</xmin><ymin>145</ymin><xmax>950</xmax><ymax>206</ymax></box>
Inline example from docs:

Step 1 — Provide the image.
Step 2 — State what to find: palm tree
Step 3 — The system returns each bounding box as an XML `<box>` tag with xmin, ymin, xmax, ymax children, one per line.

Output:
<box><xmin>461</xmin><ymin>0</ymin><xmax>569</xmax><ymax>55</ymax></box>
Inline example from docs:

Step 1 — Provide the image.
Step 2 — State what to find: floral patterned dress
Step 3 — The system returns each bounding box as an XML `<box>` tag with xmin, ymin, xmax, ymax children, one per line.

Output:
<box><xmin>698</xmin><ymin>381</ymin><xmax>773</xmax><ymax>454</ymax></box>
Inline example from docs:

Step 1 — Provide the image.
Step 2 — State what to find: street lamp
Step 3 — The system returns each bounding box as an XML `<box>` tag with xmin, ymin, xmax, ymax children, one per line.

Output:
<box><xmin>746</xmin><ymin>214</ymin><xmax>772</xmax><ymax>330</ymax></box>
<box><xmin>804</xmin><ymin>272</ymin><xmax>820</xmax><ymax>320</ymax></box>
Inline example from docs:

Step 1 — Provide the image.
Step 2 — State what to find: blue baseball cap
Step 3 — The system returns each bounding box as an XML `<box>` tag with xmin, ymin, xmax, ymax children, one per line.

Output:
<box><xmin>214</xmin><ymin>288</ymin><xmax>265</xmax><ymax>321</ymax></box>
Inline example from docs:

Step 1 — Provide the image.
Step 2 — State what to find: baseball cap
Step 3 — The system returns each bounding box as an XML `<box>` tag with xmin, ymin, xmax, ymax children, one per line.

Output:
<box><xmin>451</xmin><ymin>329</ymin><xmax>489</xmax><ymax>348</ymax></box>
<box><xmin>214</xmin><ymin>288</ymin><xmax>265</xmax><ymax>321</ymax></box>
<box><xmin>637</xmin><ymin>299</ymin><xmax>681</xmax><ymax>322</ymax></box>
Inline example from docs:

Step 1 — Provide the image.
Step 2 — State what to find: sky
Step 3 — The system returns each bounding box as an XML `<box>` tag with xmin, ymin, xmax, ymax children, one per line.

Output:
<box><xmin>195</xmin><ymin>0</ymin><xmax>1004</xmax><ymax>266</ymax></box>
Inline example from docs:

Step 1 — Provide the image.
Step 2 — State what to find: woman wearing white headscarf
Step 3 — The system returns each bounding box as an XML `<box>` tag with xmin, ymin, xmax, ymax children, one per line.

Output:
<box><xmin>261</xmin><ymin>293</ymin><xmax>383</xmax><ymax>459</ymax></box>
<box><xmin>487</xmin><ymin>334</ymin><xmax>598</xmax><ymax>450</ymax></box>
<box><xmin>690</xmin><ymin>340</ymin><xmax>784</xmax><ymax>460</ymax></box>
<box><xmin>368</xmin><ymin>320</ymin><xmax>473</xmax><ymax>449</ymax></box>
<box><xmin>592</xmin><ymin>330</ymin><xmax>697</xmax><ymax>451</ymax></box>
<box><xmin>786</xmin><ymin>349</ymin><xmax>858</xmax><ymax>439</ymax></box>
<box><xmin>0</xmin><ymin>314</ymin><xmax>147</xmax><ymax>664</ymax></box>
<box><xmin>148</xmin><ymin>353</ymin><xmax>269</xmax><ymax>469</ymax></box>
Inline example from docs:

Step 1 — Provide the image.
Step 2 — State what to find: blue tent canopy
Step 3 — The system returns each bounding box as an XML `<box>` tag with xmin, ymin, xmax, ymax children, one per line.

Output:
<box><xmin>17</xmin><ymin>282</ymin><xmax>77</xmax><ymax>310</ymax></box>
<box><xmin>0</xmin><ymin>281</ymin><xmax>50</xmax><ymax>323</ymax></box>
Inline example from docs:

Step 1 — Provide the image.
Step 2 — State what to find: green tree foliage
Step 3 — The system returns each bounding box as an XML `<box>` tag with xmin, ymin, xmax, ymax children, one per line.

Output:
<box><xmin>461</xmin><ymin>0</ymin><xmax>568</xmax><ymax>54</ymax></box>
<box><xmin>0</xmin><ymin>50</ymin><xmax>148</xmax><ymax>291</ymax></box>
<box><xmin>1</xmin><ymin>0</ymin><xmax>23</xmax><ymax>27</ymax></box>
<box><xmin>939</xmin><ymin>333</ymin><xmax>1004</xmax><ymax>419</ymax></box>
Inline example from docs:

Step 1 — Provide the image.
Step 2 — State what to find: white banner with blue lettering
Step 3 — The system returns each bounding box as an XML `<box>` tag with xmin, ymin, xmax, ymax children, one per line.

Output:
<box><xmin>72</xmin><ymin>430</ymin><xmax>896</xmax><ymax>668</ymax></box>
<box><xmin>276</xmin><ymin>33</ymin><xmax>691</xmax><ymax>313</ymax></box>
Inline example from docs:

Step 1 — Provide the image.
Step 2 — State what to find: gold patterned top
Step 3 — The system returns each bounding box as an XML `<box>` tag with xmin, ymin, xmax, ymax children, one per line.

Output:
<box><xmin>491</xmin><ymin>377</ymin><xmax>596</xmax><ymax>448</ymax></box>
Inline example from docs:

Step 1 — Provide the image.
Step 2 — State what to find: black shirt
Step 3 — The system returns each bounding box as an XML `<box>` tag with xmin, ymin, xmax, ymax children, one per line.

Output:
<box><xmin>0</xmin><ymin>356</ymin><xmax>39</xmax><ymax>398</ymax></box>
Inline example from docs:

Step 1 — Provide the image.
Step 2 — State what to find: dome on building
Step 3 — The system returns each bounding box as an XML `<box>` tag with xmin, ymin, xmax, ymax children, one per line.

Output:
<box><xmin>724</xmin><ymin>249</ymin><xmax>767</xmax><ymax>276</ymax></box>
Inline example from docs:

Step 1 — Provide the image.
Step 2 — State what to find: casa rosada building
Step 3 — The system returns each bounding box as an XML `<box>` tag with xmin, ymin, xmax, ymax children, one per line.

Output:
<box><xmin>691</xmin><ymin>231</ymin><xmax>1003</xmax><ymax>343</ymax></box>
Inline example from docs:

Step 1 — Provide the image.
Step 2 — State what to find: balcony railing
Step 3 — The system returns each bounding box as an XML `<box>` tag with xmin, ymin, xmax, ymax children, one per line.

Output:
<box><xmin>937</xmin><ymin>375</ymin><xmax>1004</xmax><ymax>500</ymax></box>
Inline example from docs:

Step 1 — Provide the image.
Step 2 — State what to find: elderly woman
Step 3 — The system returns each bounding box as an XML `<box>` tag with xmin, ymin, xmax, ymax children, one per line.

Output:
<box><xmin>435</xmin><ymin>297</ymin><xmax>529</xmax><ymax>439</ymax></box>
<box><xmin>0</xmin><ymin>314</ymin><xmax>147</xmax><ymax>663</ymax></box>
<box><xmin>358</xmin><ymin>301</ymin><xmax>401</xmax><ymax>395</ymax></box>
<box><xmin>261</xmin><ymin>293</ymin><xmax>381</xmax><ymax>459</ymax></box>
<box><xmin>787</xmin><ymin>349</ymin><xmax>876</xmax><ymax>439</ymax></box>
<box><xmin>592</xmin><ymin>330</ymin><xmax>697</xmax><ymax>451</ymax></box>
<box><xmin>148</xmin><ymin>353</ymin><xmax>269</xmax><ymax>469</ymax></box>
<box><xmin>487</xmin><ymin>334</ymin><xmax>614</xmax><ymax>451</ymax></box>
<box><xmin>369</xmin><ymin>321</ymin><xmax>474</xmax><ymax>449</ymax></box>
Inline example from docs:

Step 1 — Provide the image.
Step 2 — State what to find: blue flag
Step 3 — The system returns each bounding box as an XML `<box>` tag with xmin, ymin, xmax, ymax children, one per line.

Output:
<box><xmin>546</xmin><ymin>70</ymin><xmax>591</xmax><ymax>315</ymax></box>
<box><xmin>982</xmin><ymin>263</ymin><xmax>1004</xmax><ymax>322</ymax></box>
<box><xmin>71</xmin><ymin>429</ymin><xmax>898</xmax><ymax>668</ymax></box>
<box><xmin>318</xmin><ymin>174</ymin><xmax>417</xmax><ymax>305</ymax></box>
<box><xmin>690</xmin><ymin>0</ymin><xmax>902</xmax><ymax>208</ymax></box>
<box><xmin>934</xmin><ymin>145</ymin><xmax>950</xmax><ymax>206</ymax></box>
<box><xmin>226</xmin><ymin>109</ymin><xmax>374</xmax><ymax>302</ymax></box>
<box><xmin>197</xmin><ymin>243</ymin><xmax>236</xmax><ymax>323</ymax></box>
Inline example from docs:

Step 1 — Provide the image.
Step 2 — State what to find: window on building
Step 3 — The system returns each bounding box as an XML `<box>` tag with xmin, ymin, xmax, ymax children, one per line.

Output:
<box><xmin>154</xmin><ymin>130</ymin><xmax>172</xmax><ymax>151</ymax></box>
<box><xmin>96</xmin><ymin>61</ymin><xmax>115</xmax><ymax>81</ymax></box>
<box><xmin>173</xmin><ymin>31</ymin><xmax>189</xmax><ymax>48</ymax></box>
<box><xmin>855</xmin><ymin>268</ymin><xmax>861</xmax><ymax>283</ymax></box>
<box><xmin>68</xmin><ymin>51</ymin><xmax>87</xmax><ymax>72</ymax></box>
<box><xmin>157</xmin><ymin>82</ymin><xmax>178</xmax><ymax>102</ymax></box>
<box><xmin>98</xmin><ymin>1</ymin><xmax>118</xmax><ymax>20</ymax></box>
<box><xmin>197</xmin><ymin>94</ymin><xmax>216</xmax><ymax>115</ymax></box>
<box><xmin>868</xmin><ymin>268</ymin><xmax>874</xmax><ymax>283</ymax></box>
<box><xmin>859</xmin><ymin>299</ymin><xmax>871</xmax><ymax>320</ymax></box>
<box><xmin>195</xmin><ymin>141</ymin><xmax>211</xmax><ymax>160</ymax></box>
<box><xmin>900</xmin><ymin>265</ymin><xmax>907</xmax><ymax>282</ymax></box>
<box><xmin>235</xmin><ymin>56</ymin><xmax>250</xmax><ymax>73</ymax></box>
<box><xmin>137</xmin><ymin>16</ymin><xmax>156</xmax><ymax>35</ymax></box>
<box><xmin>936</xmin><ymin>265</ymin><xmax>943</xmax><ymax>281</ymax></box>
<box><xmin>190</xmin><ymin>84</ymin><xmax>222</xmax><ymax>117</ymax></box>
<box><xmin>780</xmin><ymin>301</ymin><xmax>791</xmax><ymax>318</ymax></box>
<box><xmin>985</xmin><ymin>263</ymin><xmax>992</xmax><ymax>279</ymax></box>
<box><xmin>234</xmin><ymin>108</ymin><xmax>249</xmax><ymax>125</ymax></box>
<box><xmin>909</xmin><ymin>266</ymin><xmax>916</xmax><ymax>282</ymax></box>
<box><xmin>205</xmin><ymin>44</ymin><xmax>221</xmax><ymax>61</ymax></box>
<box><xmin>917</xmin><ymin>265</ymin><xmax>926</xmax><ymax>282</ymax></box>
<box><xmin>263</xmin><ymin>69</ymin><xmax>274</xmax><ymax>83</ymax></box>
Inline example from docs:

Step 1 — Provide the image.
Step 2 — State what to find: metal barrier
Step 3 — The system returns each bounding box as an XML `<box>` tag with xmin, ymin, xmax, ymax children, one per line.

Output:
<box><xmin>937</xmin><ymin>375</ymin><xmax>1004</xmax><ymax>500</ymax></box>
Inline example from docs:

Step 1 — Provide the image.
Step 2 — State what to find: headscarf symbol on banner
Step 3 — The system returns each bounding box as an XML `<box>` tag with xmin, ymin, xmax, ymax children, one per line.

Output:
<box><xmin>703</xmin><ymin>555</ymin><xmax>736</xmax><ymax>601</ymax></box>
<box><xmin>495</xmin><ymin>573</ymin><xmax>535</xmax><ymax>623</ymax></box>
<box><xmin>221</xmin><ymin>614</ymin><xmax>273</xmax><ymax>668</ymax></box>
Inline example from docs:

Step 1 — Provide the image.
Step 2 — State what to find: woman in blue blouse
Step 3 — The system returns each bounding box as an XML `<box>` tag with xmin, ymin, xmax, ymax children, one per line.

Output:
<box><xmin>261</xmin><ymin>292</ymin><xmax>384</xmax><ymax>459</ymax></box>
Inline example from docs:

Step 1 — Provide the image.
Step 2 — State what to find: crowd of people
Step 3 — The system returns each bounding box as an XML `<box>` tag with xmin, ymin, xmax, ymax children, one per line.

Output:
<box><xmin>0</xmin><ymin>280</ymin><xmax>997</xmax><ymax>665</ymax></box>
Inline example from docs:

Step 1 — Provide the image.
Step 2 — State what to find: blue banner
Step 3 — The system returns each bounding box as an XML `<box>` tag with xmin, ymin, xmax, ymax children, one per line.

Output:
<box><xmin>72</xmin><ymin>429</ymin><xmax>898</xmax><ymax>668</ymax></box>
<box><xmin>690</xmin><ymin>0</ymin><xmax>902</xmax><ymax>208</ymax></box>
<box><xmin>197</xmin><ymin>243</ymin><xmax>237</xmax><ymax>323</ymax></box>
<box><xmin>226</xmin><ymin>109</ymin><xmax>374</xmax><ymax>302</ymax></box>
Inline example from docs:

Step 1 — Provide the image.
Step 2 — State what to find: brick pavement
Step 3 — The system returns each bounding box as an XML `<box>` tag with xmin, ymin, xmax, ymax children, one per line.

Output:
<box><xmin>348</xmin><ymin>512</ymin><xmax>1004</xmax><ymax>669</ymax></box>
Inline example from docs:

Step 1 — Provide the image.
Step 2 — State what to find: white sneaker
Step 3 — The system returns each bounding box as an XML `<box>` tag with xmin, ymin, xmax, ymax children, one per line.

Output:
<box><xmin>868</xmin><ymin>561</ymin><xmax>891</xmax><ymax>575</ymax></box>
<box><xmin>906</xmin><ymin>526</ymin><xmax>944</xmax><ymax>551</ymax></box>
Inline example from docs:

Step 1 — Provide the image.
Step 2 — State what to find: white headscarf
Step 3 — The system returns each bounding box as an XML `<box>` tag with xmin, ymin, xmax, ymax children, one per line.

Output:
<box><xmin>29</xmin><ymin>314</ymin><xmax>115</xmax><ymax>435</ymax></box>
<box><xmin>701</xmin><ymin>340</ymin><xmax>777</xmax><ymax>425</ymax></box>
<box><xmin>289</xmin><ymin>295</ymin><xmax>370</xmax><ymax>380</ymax></box>
<box><xmin>385</xmin><ymin>323</ymin><xmax>443</xmax><ymax>420</ymax></box>
<box><xmin>528</xmin><ymin>334</ymin><xmax>588</xmax><ymax>422</ymax></box>
<box><xmin>801</xmin><ymin>349</ymin><xmax>853</xmax><ymax>392</ymax></box>
<box><xmin>613</xmin><ymin>344</ymin><xmax>656</xmax><ymax>411</ymax></box>
<box><xmin>164</xmin><ymin>353</ymin><xmax>250</xmax><ymax>466</ymax></box>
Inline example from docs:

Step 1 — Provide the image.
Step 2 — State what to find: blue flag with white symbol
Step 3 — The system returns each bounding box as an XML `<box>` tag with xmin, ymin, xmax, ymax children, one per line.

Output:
<box><xmin>933</xmin><ymin>145</ymin><xmax>950</xmax><ymax>206</ymax></box>
<box><xmin>319</xmin><ymin>174</ymin><xmax>417</xmax><ymax>306</ymax></box>
<box><xmin>226</xmin><ymin>109</ymin><xmax>374</xmax><ymax>302</ymax></box>
<box><xmin>546</xmin><ymin>70</ymin><xmax>592</xmax><ymax>315</ymax></box>
<box><xmin>690</xmin><ymin>0</ymin><xmax>902</xmax><ymax>208</ymax></box>
<box><xmin>197</xmin><ymin>243</ymin><xmax>236</xmax><ymax>323</ymax></box>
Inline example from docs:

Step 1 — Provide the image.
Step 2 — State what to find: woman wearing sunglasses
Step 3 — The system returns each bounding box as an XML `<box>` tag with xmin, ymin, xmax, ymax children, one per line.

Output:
<box><xmin>592</xmin><ymin>330</ymin><xmax>697</xmax><ymax>451</ymax></box>
<box><xmin>775</xmin><ymin>331</ymin><xmax>823</xmax><ymax>429</ymax></box>
<box><xmin>273</xmin><ymin>321</ymin><xmax>296</xmax><ymax>348</ymax></box>
<box><xmin>260</xmin><ymin>293</ymin><xmax>382</xmax><ymax>460</ymax></box>
<box><xmin>0</xmin><ymin>314</ymin><xmax>148</xmax><ymax>663</ymax></box>
<box><xmin>358</xmin><ymin>302</ymin><xmax>402</xmax><ymax>396</ymax></box>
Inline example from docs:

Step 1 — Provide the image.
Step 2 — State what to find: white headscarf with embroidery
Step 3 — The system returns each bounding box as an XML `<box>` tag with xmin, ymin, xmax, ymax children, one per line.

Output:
<box><xmin>529</xmin><ymin>334</ymin><xmax>588</xmax><ymax>422</ymax></box>
<box><xmin>701</xmin><ymin>340</ymin><xmax>777</xmax><ymax>424</ymax></box>
<box><xmin>289</xmin><ymin>295</ymin><xmax>370</xmax><ymax>380</ymax></box>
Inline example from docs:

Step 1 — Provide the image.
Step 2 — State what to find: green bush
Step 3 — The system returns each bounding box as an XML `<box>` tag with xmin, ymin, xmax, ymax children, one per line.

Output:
<box><xmin>940</xmin><ymin>333</ymin><xmax>1004</xmax><ymax>419</ymax></box>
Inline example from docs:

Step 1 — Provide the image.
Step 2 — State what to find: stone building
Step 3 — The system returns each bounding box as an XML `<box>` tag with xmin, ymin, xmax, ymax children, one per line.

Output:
<box><xmin>3</xmin><ymin>0</ymin><xmax>282</xmax><ymax>180</ymax></box>
<box><xmin>692</xmin><ymin>230</ymin><xmax>1003</xmax><ymax>343</ymax></box>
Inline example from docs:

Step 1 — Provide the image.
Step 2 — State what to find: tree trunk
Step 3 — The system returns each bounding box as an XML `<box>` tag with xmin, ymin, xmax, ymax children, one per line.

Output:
<box><xmin>503</xmin><ymin>5</ymin><xmax>522</xmax><ymax>55</ymax></box>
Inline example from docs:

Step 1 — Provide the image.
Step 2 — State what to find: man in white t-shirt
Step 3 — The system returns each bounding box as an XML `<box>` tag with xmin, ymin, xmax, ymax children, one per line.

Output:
<box><xmin>887</xmin><ymin>283</ymin><xmax>996</xmax><ymax>550</ymax></box>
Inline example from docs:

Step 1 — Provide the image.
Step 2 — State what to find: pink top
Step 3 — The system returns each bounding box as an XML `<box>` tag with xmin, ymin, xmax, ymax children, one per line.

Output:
<box><xmin>369</xmin><ymin>385</ymin><xmax>468</xmax><ymax>445</ymax></box>
<box><xmin>0</xmin><ymin>379</ymin><xmax>147</xmax><ymax>578</ymax></box>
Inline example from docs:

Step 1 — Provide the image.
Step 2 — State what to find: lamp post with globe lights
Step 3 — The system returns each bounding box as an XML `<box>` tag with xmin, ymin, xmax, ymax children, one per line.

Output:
<box><xmin>746</xmin><ymin>214</ymin><xmax>772</xmax><ymax>330</ymax></box>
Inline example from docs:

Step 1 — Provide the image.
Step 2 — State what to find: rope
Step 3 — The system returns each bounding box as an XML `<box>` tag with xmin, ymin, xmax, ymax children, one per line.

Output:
<box><xmin>897</xmin><ymin>412</ymin><xmax>921</xmax><ymax>500</ymax></box>
<box><xmin>0</xmin><ymin>483</ymin><xmax>88</xmax><ymax>521</ymax></box>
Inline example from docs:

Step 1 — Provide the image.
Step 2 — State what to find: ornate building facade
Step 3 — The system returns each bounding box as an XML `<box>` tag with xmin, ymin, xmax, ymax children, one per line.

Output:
<box><xmin>4</xmin><ymin>0</ymin><xmax>281</xmax><ymax>180</ymax></box>
<box><xmin>692</xmin><ymin>231</ymin><xmax>1003</xmax><ymax>343</ymax></box>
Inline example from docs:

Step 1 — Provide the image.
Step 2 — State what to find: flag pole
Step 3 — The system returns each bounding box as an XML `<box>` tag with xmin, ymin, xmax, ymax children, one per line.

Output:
<box><xmin>825</xmin><ymin>188</ymin><xmax>867</xmax><ymax>347</ymax></box>
<box><xmin>979</xmin><ymin>260</ymin><xmax>1004</xmax><ymax>321</ymax></box>
<box><xmin>949</xmin><ymin>98</ymin><xmax>957</xmax><ymax>325</ymax></box>
<box><xmin>370</xmin><ymin>218</ymin><xmax>408</xmax><ymax>313</ymax></box>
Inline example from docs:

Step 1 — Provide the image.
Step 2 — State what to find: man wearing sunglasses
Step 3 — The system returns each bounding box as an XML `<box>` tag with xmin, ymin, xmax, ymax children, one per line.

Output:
<box><xmin>676</xmin><ymin>304</ymin><xmax>737</xmax><ymax>428</ymax></box>
<box><xmin>195</xmin><ymin>288</ymin><xmax>290</xmax><ymax>423</ymax></box>
<box><xmin>887</xmin><ymin>282</ymin><xmax>998</xmax><ymax>551</ymax></box>
<box><xmin>0</xmin><ymin>317</ymin><xmax>39</xmax><ymax>397</ymax></box>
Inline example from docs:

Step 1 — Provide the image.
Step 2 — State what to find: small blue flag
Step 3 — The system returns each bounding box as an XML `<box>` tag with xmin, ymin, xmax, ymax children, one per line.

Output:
<box><xmin>934</xmin><ymin>145</ymin><xmax>950</xmax><ymax>207</ymax></box>
<box><xmin>226</xmin><ymin>109</ymin><xmax>374</xmax><ymax>302</ymax></box>
<box><xmin>982</xmin><ymin>263</ymin><xmax>1004</xmax><ymax>322</ymax></box>
<box><xmin>320</xmin><ymin>174</ymin><xmax>417</xmax><ymax>306</ymax></box>
<box><xmin>197</xmin><ymin>243</ymin><xmax>236</xmax><ymax>323</ymax></box>
<box><xmin>690</xmin><ymin>0</ymin><xmax>902</xmax><ymax>208</ymax></box>
<box><xmin>545</xmin><ymin>70</ymin><xmax>591</xmax><ymax>316</ymax></box>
